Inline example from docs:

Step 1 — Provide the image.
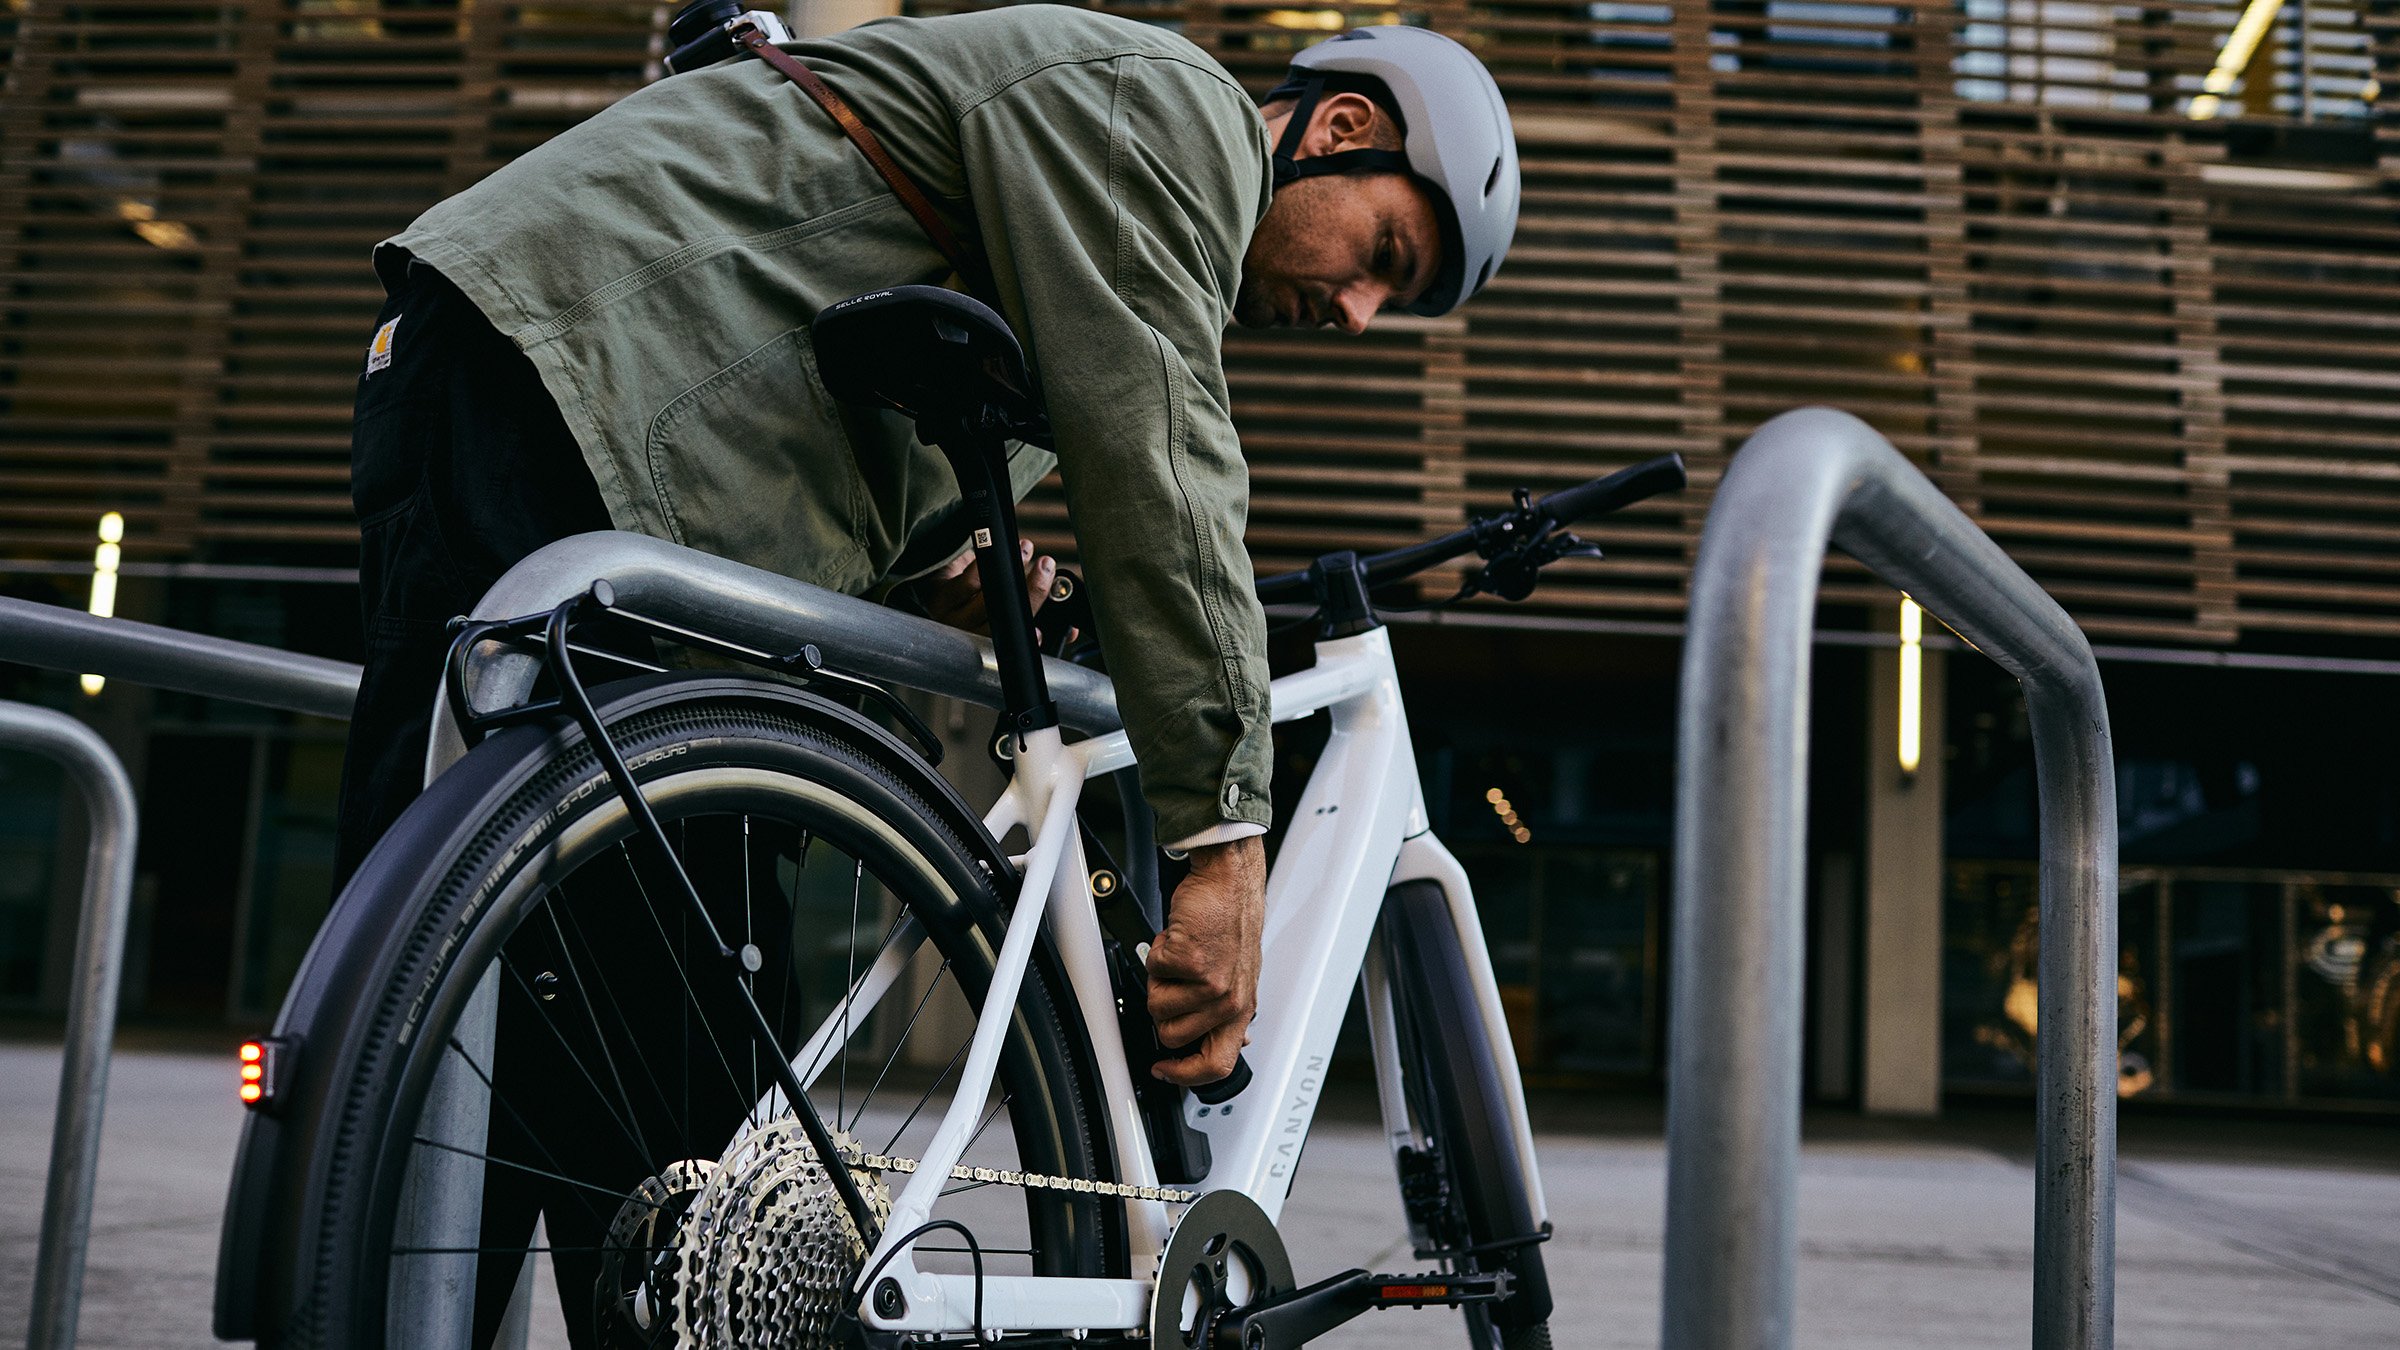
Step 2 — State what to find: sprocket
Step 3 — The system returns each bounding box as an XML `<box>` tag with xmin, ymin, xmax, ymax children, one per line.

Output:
<box><xmin>674</xmin><ymin>1119</ymin><xmax>893</xmax><ymax>1349</ymax></box>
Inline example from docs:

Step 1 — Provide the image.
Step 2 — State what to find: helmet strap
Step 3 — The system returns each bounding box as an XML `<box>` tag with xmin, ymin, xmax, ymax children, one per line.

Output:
<box><xmin>1271</xmin><ymin>73</ymin><xmax>1412</xmax><ymax>188</ymax></box>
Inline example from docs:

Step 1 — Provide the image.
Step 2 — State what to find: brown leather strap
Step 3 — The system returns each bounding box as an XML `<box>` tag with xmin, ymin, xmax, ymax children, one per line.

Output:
<box><xmin>731</xmin><ymin>21</ymin><xmax>989</xmax><ymax>295</ymax></box>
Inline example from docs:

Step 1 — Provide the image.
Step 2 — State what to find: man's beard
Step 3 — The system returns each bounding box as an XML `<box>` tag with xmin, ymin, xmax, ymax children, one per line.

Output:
<box><xmin>1233</xmin><ymin>180</ymin><xmax>1338</xmax><ymax>330</ymax></box>
<box><xmin>1231</xmin><ymin>273</ymin><xmax>1278</xmax><ymax>329</ymax></box>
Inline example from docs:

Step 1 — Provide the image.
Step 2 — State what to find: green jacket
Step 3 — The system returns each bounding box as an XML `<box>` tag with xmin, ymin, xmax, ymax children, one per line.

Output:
<box><xmin>382</xmin><ymin>7</ymin><xmax>1274</xmax><ymax>843</ymax></box>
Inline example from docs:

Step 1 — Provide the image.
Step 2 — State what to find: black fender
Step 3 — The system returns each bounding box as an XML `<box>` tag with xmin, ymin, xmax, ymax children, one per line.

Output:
<box><xmin>214</xmin><ymin>673</ymin><xmax>1020</xmax><ymax>1341</ymax></box>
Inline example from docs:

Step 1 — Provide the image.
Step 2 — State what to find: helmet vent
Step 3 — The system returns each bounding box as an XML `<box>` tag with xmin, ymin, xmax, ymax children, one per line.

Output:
<box><xmin>1485</xmin><ymin>156</ymin><xmax>1502</xmax><ymax>198</ymax></box>
<box><xmin>1477</xmin><ymin>259</ymin><xmax>1494</xmax><ymax>291</ymax></box>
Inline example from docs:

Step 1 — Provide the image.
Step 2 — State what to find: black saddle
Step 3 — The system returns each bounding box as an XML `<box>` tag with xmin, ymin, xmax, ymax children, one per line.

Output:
<box><xmin>812</xmin><ymin>286</ymin><xmax>1051</xmax><ymax>448</ymax></box>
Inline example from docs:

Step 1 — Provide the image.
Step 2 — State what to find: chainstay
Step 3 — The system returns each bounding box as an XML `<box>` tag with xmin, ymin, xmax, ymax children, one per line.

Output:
<box><xmin>839</xmin><ymin>1146</ymin><xmax>1198</xmax><ymax>1204</ymax></box>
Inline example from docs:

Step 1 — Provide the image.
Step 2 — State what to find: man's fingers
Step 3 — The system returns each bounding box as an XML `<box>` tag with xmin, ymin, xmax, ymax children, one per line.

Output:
<box><xmin>1153</xmin><ymin>1008</ymin><xmax>1236</xmax><ymax>1050</ymax></box>
<box><xmin>1148</xmin><ymin>977</ymin><xmax>1227</xmax><ymax>1025</ymax></box>
<box><xmin>1154</xmin><ymin>1027</ymin><xmax>1245</xmax><ymax>1086</ymax></box>
<box><xmin>1025</xmin><ymin>552</ymin><xmax>1055</xmax><ymax>616</ymax></box>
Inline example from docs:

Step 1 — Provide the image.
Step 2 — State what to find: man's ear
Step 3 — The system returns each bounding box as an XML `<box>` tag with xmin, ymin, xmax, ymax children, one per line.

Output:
<box><xmin>1300</xmin><ymin>91</ymin><xmax>1384</xmax><ymax>157</ymax></box>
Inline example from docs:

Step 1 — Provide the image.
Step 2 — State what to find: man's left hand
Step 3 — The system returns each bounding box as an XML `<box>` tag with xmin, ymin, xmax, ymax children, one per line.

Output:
<box><xmin>1147</xmin><ymin>836</ymin><xmax>1266</xmax><ymax>1087</ymax></box>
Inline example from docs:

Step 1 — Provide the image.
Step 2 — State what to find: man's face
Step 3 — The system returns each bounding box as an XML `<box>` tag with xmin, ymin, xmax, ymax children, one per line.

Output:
<box><xmin>1234</xmin><ymin>93</ymin><xmax>1442</xmax><ymax>334</ymax></box>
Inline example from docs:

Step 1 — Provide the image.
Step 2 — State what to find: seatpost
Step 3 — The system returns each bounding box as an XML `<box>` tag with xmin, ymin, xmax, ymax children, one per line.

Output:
<box><xmin>931</xmin><ymin>411</ymin><xmax>1058</xmax><ymax>740</ymax></box>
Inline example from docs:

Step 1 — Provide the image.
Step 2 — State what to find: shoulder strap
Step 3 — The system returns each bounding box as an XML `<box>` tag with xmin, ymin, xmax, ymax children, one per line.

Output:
<box><xmin>729</xmin><ymin>21</ymin><xmax>991</xmax><ymax>299</ymax></box>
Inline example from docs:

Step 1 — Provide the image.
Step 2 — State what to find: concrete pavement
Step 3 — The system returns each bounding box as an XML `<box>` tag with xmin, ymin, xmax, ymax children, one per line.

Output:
<box><xmin>4</xmin><ymin>1040</ymin><xmax>2396</xmax><ymax>1347</ymax></box>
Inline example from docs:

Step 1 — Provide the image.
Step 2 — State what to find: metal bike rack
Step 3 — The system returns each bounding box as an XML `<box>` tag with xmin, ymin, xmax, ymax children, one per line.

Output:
<box><xmin>430</xmin><ymin>530</ymin><xmax>1124</xmax><ymax>774</ymax></box>
<box><xmin>1666</xmin><ymin>407</ymin><xmax>2118</xmax><ymax>1350</ymax></box>
<box><xmin>0</xmin><ymin>596</ymin><xmax>361</xmax><ymax>1350</ymax></box>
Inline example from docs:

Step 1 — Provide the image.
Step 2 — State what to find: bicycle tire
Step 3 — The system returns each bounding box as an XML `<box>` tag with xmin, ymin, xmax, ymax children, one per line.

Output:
<box><xmin>250</xmin><ymin>674</ymin><xmax>1120</xmax><ymax>1347</ymax></box>
<box><xmin>1380</xmin><ymin>879</ymin><xmax>1553</xmax><ymax>1350</ymax></box>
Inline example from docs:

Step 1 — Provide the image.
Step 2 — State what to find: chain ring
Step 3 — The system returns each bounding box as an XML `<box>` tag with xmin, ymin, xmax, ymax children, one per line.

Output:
<box><xmin>1149</xmin><ymin>1189</ymin><xmax>1294</xmax><ymax>1349</ymax></box>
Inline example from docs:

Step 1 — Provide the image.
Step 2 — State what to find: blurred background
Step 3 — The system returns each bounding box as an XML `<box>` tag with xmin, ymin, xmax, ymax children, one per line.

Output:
<box><xmin>1</xmin><ymin>0</ymin><xmax>2395</xmax><ymax>1126</ymax></box>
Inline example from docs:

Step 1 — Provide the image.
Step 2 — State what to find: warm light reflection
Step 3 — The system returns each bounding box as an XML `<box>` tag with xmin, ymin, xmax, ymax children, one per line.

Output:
<box><xmin>2188</xmin><ymin>0</ymin><xmax>2286</xmax><ymax>119</ymax></box>
<box><xmin>1487</xmin><ymin>787</ymin><xmax>1531</xmax><ymax>844</ymax></box>
<box><xmin>1897</xmin><ymin>596</ymin><xmax>1922</xmax><ymax>776</ymax></box>
<box><xmin>81</xmin><ymin>512</ymin><xmax>124</xmax><ymax>695</ymax></box>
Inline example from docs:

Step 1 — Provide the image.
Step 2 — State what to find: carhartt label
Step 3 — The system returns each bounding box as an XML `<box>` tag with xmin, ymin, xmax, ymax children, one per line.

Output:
<box><xmin>366</xmin><ymin>316</ymin><xmax>400</xmax><ymax>375</ymax></box>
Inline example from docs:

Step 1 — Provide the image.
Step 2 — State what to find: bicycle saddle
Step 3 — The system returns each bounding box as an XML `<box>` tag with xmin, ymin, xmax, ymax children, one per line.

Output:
<box><xmin>813</xmin><ymin>286</ymin><xmax>1051</xmax><ymax>446</ymax></box>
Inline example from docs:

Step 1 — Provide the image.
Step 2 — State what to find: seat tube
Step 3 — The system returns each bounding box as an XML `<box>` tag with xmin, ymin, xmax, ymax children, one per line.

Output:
<box><xmin>933</xmin><ymin>426</ymin><xmax>1057</xmax><ymax>736</ymax></box>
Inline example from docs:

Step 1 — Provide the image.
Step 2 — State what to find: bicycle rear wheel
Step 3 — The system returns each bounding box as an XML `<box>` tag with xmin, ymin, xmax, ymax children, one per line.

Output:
<box><xmin>256</xmin><ymin>675</ymin><xmax>1120</xmax><ymax>1347</ymax></box>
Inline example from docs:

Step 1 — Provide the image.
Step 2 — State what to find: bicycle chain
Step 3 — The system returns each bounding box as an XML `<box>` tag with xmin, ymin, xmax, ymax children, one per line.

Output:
<box><xmin>842</xmin><ymin>1145</ymin><xmax>1200</xmax><ymax>1205</ymax></box>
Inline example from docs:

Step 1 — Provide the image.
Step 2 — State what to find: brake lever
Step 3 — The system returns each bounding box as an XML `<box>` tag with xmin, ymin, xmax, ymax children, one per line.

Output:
<box><xmin>1469</xmin><ymin>521</ymin><xmax>1604</xmax><ymax>603</ymax></box>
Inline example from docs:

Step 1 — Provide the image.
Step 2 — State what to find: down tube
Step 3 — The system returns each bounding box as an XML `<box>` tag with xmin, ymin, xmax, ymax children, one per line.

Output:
<box><xmin>1389</xmin><ymin>832</ymin><xmax>1549</xmax><ymax>1227</ymax></box>
<box><xmin>1188</xmin><ymin>634</ymin><xmax>1418</xmax><ymax>1219</ymax></box>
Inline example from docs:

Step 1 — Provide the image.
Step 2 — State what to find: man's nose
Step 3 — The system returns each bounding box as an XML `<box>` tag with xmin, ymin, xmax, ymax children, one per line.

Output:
<box><xmin>1332</xmin><ymin>284</ymin><xmax>1383</xmax><ymax>335</ymax></box>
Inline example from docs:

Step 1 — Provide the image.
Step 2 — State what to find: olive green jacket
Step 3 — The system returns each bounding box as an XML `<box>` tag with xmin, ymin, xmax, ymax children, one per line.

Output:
<box><xmin>381</xmin><ymin>8</ymin><xmax>1274</xmax><ymax>843</ymax></box>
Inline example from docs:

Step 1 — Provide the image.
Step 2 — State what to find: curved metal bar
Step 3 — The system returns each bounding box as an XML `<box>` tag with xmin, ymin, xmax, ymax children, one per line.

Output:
<box><xmin>0</xmin><ymin>595</ymin><xmax>360</xmax><ymax>720</ymax></box>
<box><xmin>427</xmin><ymin>532</ymin><xmax>1122</xmax><ymax>778</ymax></box>
<box><xmin>2</xmin><ymin>702</ymin><xmax>140</xmax><ymax>1350</ymax></box>
<box><xmin>1666</xmin><ymin>408</ymin><xmax>2117</xmax><ymax>1350</ymax></box>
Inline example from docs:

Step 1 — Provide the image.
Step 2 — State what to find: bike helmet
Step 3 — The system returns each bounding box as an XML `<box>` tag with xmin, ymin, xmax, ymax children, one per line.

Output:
<box><xmin>1269</xmin><ymin>26</ymin><xmax>1520</xmax><ymax>317</ymax></box>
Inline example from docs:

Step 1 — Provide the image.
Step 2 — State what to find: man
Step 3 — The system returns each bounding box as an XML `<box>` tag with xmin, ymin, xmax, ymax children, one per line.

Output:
<box><xmin>338</xmin><ymin>7</ymin><xmax>1518</xmax><ymax>1089</ymax></box>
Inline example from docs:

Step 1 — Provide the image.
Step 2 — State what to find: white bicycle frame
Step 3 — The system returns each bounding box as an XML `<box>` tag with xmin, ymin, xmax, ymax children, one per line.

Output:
<box><xmin>766</xmin><ymin>624</ymin><xmax>1548</xmax><ymax>1336</ymax></box>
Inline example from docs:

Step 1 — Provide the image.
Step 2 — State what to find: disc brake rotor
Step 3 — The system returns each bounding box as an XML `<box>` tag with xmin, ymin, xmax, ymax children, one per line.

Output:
<box><xmin>594</xmin><ymin>1159</ymin><xmax>715</xmax><ymax>1348</ymax></box>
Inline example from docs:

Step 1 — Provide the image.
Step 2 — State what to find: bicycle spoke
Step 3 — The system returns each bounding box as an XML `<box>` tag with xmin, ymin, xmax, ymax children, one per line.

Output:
<box><xmin>444</xmin><ymin>1036</ymin><xmax>614</xmax><ymax>1236</ymax></box>
<box><xmin>536</xmin><ymin>890</ymin><xmax>654</xmax><ymax>1166</ymax></box>
<box><xmin>839</xmin><ymin>857</ymin><xmax>863</xmax><ymax>1127</ymax></box>
<box><xmin>409</xmin><ymin>1134</ymin><xmax>668</xmax><ymax>1211</ymax></box>
<box><xmin>496</xmin><ymin>954</ymin><xmax>653</xmax><ymax>1168</ymax></box>
<box><xmin>882</xmin><ymin>1034</ymin><xmax>973</xmax><ymax>1156</ymax></box>
<box><xmin>848</xmin><ymin>958</ymin><xmax>952</xmax><ymax>1133</ymax></box>
<box><xmin>617</xmin><ymin>842</ymin><xmax>755</xmax><ymax>1119</ymax></box>
<box><xmin>549</xmin><ymin>889</ymin><xmax>679</xmax><ymax>1134</ymax></box>
<box><xmin>393</xmin><ymin>1243</ymin><xmax>657</xmax><ymax>1257</ymax></box>
<box><xmin>743</xmin><ymin>814</ymin><xmax>756</xmax><ymax>1114</ymax></box>
<box><xmin>964</xmin><ymin>1090</ymin><xmax>1013</xmax><ymax>1154</ymax></box>
<box><xmin>793</xmin><ymin>902</ymin><xmax>912</xmax><ymax>1090</ymax></box>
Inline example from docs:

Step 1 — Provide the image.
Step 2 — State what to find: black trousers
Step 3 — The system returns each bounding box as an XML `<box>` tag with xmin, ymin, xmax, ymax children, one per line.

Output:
<box><xmin>340</xmin><ymin>267</ymin><xmax>723</xmax><ymax>1346</ymax></box>
<box><xmin>334</xmin><ymin>262</ymin><xmax>615</xmax><ymax>887</ymax></box>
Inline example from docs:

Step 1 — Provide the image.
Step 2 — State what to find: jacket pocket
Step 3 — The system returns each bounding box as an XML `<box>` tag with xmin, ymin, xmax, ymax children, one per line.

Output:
<box><xmin>642</xmin><ymin>329</ymin><xmax>876</xmax><ymax>593</ymax></box>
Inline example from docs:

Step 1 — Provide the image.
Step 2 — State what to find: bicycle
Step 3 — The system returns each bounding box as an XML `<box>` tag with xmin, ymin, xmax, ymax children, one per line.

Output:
<box><xmin>213</xmin><ymin>286</ymin><xmax>1686</xmax><ymax>1349</ymax></box>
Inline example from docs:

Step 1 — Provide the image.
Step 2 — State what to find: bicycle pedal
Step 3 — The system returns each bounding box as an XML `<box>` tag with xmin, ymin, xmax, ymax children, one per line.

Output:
<box><xmin>1359</xmin><ymin>1267</ymin><xmax>1514</xmax><ymax>1308</ymax></box>
<box><xmin>1209</xmin><ymin>1266</ymin><xmax>1514</xmax><ymax>1348</ymax></box>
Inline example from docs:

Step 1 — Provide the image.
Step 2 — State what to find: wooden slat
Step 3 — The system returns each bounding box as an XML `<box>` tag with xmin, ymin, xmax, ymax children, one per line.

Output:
<box><xmin>1</xmin><ymin>0</ymin><xmax>2393</xmax><ymax>641</ymax></box>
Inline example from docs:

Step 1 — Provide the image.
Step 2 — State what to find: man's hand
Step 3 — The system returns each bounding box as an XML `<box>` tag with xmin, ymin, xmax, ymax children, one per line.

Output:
<box><xmin>1147</xmin><ymin>835</ymin><xmax>1266</xmax><ymax>1086</ymax></box>
<box><xmin>915</xmin><ymin>538</ymin><xmax>1072</xmax><ymax>643</ymax></box>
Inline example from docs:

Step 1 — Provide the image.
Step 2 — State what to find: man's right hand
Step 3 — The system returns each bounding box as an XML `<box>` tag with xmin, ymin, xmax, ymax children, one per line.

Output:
<box><xmin>913</xmin><ymin>538</ymin><xmax>1074</xmax><ymax>645</ymax></box>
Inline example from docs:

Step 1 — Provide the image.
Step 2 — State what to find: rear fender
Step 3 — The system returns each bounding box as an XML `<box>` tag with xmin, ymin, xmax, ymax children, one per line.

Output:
<box><xmin>213</xmin><ymin>673</ymin><xmax>1013</xmax><ymax>1341</ymax></box>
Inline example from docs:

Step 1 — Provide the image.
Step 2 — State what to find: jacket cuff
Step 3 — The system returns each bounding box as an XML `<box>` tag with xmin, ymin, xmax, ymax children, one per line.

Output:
<box><xmin>1152</xmin><ymin>776</ymin><xmax>1272</xmax><ymax>850</ymax></box>
<box><xmin>1163</xmin><ymin>820</ymin><xmax>1266</xmax><ymax>857</ymax></box>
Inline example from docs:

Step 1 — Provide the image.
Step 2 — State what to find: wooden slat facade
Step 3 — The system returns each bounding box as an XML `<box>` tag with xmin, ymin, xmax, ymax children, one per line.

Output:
<box><xmin>3</xmin><ymin>0</ymin><xmax>2395</xmax><ymax>642</ymax></box>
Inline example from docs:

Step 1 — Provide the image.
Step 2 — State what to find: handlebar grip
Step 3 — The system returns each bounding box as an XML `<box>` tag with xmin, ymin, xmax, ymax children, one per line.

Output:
<box><xmin>1536</xmin><ymin>453</ymin><xmax>1688</xmax><ymax>526</ymax></box>
<box><xmin>1190</xmin><ymin>1053</ymin><xmax>1252</xmax><ymax>1105</ymax></box>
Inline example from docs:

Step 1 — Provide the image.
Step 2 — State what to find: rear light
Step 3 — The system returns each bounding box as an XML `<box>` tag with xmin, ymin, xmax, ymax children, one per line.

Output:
<box><xmin>237</xmin><ymin>1038</ymin><xmax>289</xmax><ymax>1111</ymax></box>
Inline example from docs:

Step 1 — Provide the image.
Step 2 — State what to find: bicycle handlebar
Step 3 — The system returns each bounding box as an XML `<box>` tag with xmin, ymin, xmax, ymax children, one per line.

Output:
<box><xmin>1254</xmin><ymin>453</ymin><xmax>1688</xmax><ymax>606</ymax></box>
<box><xmin>1532</xmin><ymin>453</ymin><xmax>1691</xmax><ymax>529</ymax></box>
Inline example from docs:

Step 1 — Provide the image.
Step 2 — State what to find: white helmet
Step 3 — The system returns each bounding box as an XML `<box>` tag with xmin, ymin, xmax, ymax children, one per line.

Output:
<box><xmin>1271</xmin><ymin>26</ymin><xmax>1520</xmax><ymax>316</ymax></box>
